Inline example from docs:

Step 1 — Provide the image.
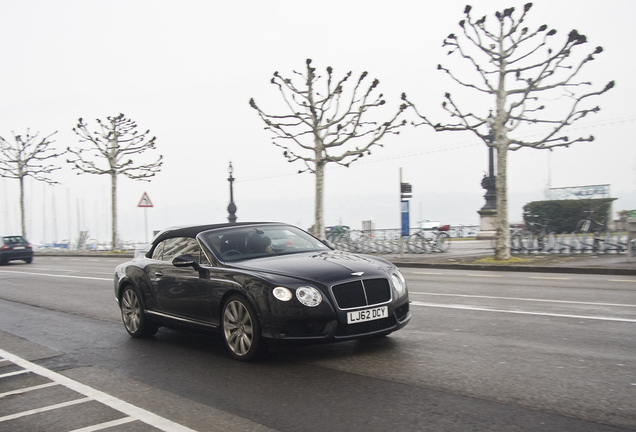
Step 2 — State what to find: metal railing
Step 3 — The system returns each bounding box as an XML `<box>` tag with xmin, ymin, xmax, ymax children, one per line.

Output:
<box><xmin>326</xmin><ymin>225</ymin><xmax>478</xmax><ymax>254</ymax></box>
<box><xmin>505</xmin><ymin>230</ymin><xmax>628</xmax><ymax>254</ymax></box>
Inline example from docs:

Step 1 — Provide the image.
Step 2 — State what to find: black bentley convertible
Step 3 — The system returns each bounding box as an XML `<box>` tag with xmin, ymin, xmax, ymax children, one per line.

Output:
<box><xmin>114</xmin><ymin>222</ymin><xmax>410</xmax><ymax>360</ymax></box>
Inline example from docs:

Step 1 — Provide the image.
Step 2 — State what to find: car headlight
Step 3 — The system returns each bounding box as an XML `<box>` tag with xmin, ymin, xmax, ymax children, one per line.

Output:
<box><xmin>273</xmin><ymin>287</ymin><xmax>293</xmax><ymax>301</ymax></box>
<box><xmin>296</xmin><ymin>286</ymin><xmax>322</xmax><ymax>307</ymax></box>
<box><xmin>391</xmin><ymin>271</ymin><xmax>406</xmax><ymax>294</ymax></box>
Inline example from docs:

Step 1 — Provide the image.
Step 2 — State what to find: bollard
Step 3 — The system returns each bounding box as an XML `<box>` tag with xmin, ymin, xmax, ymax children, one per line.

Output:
<box><xmin>627</xmin><ymin>218</ymin><xmax>636</xmax><ymax>260</ymax></box>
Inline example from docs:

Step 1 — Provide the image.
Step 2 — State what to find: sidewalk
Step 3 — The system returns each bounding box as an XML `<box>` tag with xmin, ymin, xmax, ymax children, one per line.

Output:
<box><xmin>383</xmin><ymin>240</ymin><xmax>636</xmax><ymax>276</ymax></box>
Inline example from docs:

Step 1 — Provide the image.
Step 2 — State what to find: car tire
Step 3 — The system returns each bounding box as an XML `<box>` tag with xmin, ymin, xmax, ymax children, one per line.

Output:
<box><xmin>24</xmin><ymin>258</ymin><xmax>32</xmax><ymax>264</ymax></box>
<box><xmin>222</xmin><ymin>294</ymin><xmax>262</xmax><ymax>361</ymax></box>
<box><xmin>120</xmin><ymin>285</ymin><xmax>158</xmax><ymax>338</ymax></box>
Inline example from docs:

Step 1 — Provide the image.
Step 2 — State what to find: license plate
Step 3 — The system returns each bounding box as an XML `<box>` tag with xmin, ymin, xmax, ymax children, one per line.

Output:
<box><xmin>347</xmin><ymin>306</ymin><xmax>388</xmax><ymax>324</ymax></box>
<box><xmin>13</xmin><ymin>246</ymin><xmax>25</xmax><ymax>250</ymax></box>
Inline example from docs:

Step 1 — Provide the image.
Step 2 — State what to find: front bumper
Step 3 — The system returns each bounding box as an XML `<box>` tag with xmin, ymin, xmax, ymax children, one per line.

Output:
<box><xmin>261</xmin><ymin>297</ymin><xmax>411</xmax><ymax>342</ymax></box>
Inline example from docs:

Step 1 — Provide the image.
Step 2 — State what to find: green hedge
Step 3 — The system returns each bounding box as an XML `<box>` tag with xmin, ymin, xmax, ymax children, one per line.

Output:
<box><xmin>522</xmin><ymin>198</ymin><xmax>616</xmax><ymax>233</ymax></box>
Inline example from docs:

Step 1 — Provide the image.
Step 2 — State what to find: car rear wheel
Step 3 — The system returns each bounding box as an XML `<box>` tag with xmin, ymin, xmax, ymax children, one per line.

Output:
<box><xmin>120</xmin><ymin>286</ymin><xmax>158</xmax><ymax>338</ymax></box>
<box><xmin>222</xmin><ymin>295</ymin><xmax>262</xmax><ymax>361</ymax></box>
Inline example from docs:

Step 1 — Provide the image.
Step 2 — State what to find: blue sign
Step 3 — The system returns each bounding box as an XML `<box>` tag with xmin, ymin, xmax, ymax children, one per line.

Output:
<box><xmin>401</xmin><ymin>200</ymin><xmax>410</xmax><ymax>237</ymax></box>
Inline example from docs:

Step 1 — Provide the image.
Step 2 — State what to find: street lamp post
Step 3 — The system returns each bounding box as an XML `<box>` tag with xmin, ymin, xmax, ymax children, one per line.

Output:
<box><xmin>227</xmin><ymin>162</ymin><xmax>237</xmax><ymax>224</ymax></box>
<box><xmin>476</xmin><ymin>112</ymin><xmax>497</xmax><ymax>239</ymax></box>
<box><xmin>481</xmin><ymin>129</ymin><xmax>497</xmax><ymax>211</ymax></box>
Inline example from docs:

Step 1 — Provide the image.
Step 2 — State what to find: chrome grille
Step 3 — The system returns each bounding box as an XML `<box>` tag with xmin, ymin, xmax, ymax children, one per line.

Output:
<box><xmin>331</xmin><ymin>278</ymin><xmax>391</xmax><ymax>310</ymax></box>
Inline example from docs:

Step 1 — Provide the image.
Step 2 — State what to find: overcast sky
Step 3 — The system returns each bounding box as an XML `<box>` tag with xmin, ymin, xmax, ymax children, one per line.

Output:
<box><xmin>1</xmin><ymin>0</ymin><xmax>634</xmax><ymax>244</ymax></box>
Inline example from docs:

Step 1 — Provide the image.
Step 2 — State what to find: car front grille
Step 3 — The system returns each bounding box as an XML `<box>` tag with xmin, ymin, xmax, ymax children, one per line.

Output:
<box><xmin>331</xmin><ymin>278</ymin><xmax>391</xmax><ymax>310</ymax></box>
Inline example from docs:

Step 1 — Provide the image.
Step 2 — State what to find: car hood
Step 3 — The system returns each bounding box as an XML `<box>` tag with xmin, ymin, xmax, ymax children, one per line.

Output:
<box><xmin>229</xmin><ymin>251</ymin><xmax>394</xmax><ymax>286</ymax></box>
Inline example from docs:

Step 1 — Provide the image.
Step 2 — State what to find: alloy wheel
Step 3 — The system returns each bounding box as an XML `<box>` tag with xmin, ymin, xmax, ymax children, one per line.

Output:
<box><xmin>121</xmin><ymin>289</ymin><xmax>141</xmax><ymax>334</ymax></box>
<box><xmin>223</xmin><ymin>298</ymin><xmax>256</xmax><ymax>358</ymax></box>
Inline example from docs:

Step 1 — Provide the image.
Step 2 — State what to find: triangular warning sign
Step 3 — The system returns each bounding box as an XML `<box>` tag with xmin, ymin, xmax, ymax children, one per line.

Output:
<box><xmin>138</xmin><ymin>192</ymin><xmax>153</xmax><ymax>208</ymax></box>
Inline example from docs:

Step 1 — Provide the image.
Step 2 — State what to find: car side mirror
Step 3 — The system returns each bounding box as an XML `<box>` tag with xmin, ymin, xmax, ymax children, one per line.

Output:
<box><xmin>172</xmin><ymin>254</ymin><xmax>209</xmax><ymax>279</ymax></box>
<box><xmin>172</xmin><ymin>254</ymin><xmax>201</xmax><ymax>270</ymax></box>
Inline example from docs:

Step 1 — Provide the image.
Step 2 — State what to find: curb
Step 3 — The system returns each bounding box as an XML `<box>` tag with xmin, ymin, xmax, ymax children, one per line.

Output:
<box><xmin>390</xmin><ymin>261</ymin><xmax>636</xmax><ymax>276</ymax></box>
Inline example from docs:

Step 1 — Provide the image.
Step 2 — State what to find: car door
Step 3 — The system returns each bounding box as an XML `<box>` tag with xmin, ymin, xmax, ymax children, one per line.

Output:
<box><xmin>151</xmin><ymin>237</ymin><xmax>213</xmax><ymax>323</ymax></box>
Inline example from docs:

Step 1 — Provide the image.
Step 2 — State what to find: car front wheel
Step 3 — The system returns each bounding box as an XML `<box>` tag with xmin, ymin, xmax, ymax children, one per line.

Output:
<box><xmin>120</xmin><ymin>286</ymin><xmax>158</xmax><ymax>338</ymax></box>
<box><xmin>222</xmin><ymin>295</ymin><xmax>262</xmax><ymax>361</ymax></box>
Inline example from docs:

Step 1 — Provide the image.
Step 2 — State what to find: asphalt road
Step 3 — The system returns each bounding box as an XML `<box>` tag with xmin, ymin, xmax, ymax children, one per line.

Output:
<box><xmin>0</xmin><ymin>256</ymin><xmax>634</xmax><ymax>431</ymax></box>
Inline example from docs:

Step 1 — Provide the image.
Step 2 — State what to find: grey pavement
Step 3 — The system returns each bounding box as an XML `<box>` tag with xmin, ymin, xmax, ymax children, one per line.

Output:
<box><xmin>383</xmin><ymin>240</ymin><xmax>636</xmax><ymax>276</ymax></box>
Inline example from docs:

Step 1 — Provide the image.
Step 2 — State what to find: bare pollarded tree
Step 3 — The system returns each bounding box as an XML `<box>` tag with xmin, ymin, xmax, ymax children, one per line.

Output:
<box><xmin>250</xmin><ymin>59</ymin><xmax>407</xmax><ymax>239</ymax></box>
<box><xmin>0</xmin><ymin>130</ymin><xmax>62</xmax><ymax>238</ymax></box>
<box><xmin>403</xmin><ymin>3</ymin><xmax>614</xmax><ymax>260</ymax></box>
<box><xmin>67</xmin><ymin>114</ymin><xmax>162</xmax><ymax>250</ymax></box>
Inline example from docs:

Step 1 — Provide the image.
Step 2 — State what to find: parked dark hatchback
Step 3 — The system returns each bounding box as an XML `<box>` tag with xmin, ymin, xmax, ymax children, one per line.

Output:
<box><xmin>0</xmin><ymin>235</ymin><xmax>33</xmax><ymax>264</ymax></box>
<box><xmin>114</xmin><ymin>222</ymin><xmax>411</xmax><ymax>360</ymax></box>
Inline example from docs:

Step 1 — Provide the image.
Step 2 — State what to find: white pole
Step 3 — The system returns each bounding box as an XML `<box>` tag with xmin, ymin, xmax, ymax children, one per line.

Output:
<box><xmin>144</xmin><ymin>207</ymin><xmax>148</xmax><ymax>243</ymax></box>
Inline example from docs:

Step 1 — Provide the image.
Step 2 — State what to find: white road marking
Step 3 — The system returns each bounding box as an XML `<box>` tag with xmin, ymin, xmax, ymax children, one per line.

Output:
<box><xmin>68</xmin><ymin>417</ymin><xmax>137</xmax><ymax>432</ymax></box>
<box><xmin>0</xmin><ymin>369</ymin><xmax>29</xmax><ymax>379</ymax></box>
<box><xmin>0</xmin><ymin>397</ymin><xmax>92</xmax><ymax>422</ymax></box>
<box><xmin>0</xmin><ymin>348</ymin><xmax>196</xmax><ymax>431</ymax></box>
<box><xmin>410</xmin><ymin>301</ymin><xmax>636</xmax><ymax>323</ymax></box>
<box><xmin>410</xmin><ymin>292</ymin><xmax>636</xmax><ymax>308</ymax></box>
<box><xmin>0</xmin><ymin>382</ymin><xmax>59</xmax><ymax>398</ymax></box>
<box><xmin>529</xmin><ymin>276</ymin><xmax>571</xmax><ymax>280</ymax></box>
<box><xmin>0</xmin><ymin>270</ymin><xmax>111</xmax><ymax>281</ymax></box>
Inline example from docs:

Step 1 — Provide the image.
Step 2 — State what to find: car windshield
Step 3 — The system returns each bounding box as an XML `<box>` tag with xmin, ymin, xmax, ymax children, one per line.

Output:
<box><xmin>200</xmin><ymin>225</ymin><xmax>330</xmax><ymax>261</ymax></box>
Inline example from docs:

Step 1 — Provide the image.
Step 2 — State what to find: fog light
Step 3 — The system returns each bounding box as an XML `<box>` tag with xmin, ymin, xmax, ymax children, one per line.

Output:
<box><xmin>273</xmin><ymin>287</ymin><xmax>292</xmax><ymax>301</ymax></box>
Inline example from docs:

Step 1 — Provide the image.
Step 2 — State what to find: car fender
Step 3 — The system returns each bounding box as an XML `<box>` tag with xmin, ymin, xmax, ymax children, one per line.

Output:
<box><xmin>115</xmin><ymin>262</ymin><xmax>161</xmax><ymax>311</ymax></box>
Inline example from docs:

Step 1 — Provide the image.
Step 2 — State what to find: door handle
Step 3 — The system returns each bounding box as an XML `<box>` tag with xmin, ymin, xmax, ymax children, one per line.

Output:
<box><xmin>155</xmin><ymin>271</ymin><xmax>164</xmax><ymax>277</ymax></box>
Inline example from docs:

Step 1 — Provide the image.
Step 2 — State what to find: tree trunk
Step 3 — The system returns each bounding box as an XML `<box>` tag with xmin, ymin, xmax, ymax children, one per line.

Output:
<box><xmin>314</xmin><ymin>162</ymin><xmax>325</xmax><ymax>239</ymax></box>
<box><xmin>19</xmin><ymin>176</ymin><xmax>26</xmax><ymax>239</ymax></box>
<box><xmin>111</xmin><ymin>172</ymin><xmax>117</xmax><ymax>251</ymax></box>
<box><xmin>493</xmin><ymin>49</ymin><xmax>510</xmax><ymax>260</ymax></box>
<box><xmin>494</xmin><ymin>144</ymin><xmax>510</xmax><ymax>260</ymax></box>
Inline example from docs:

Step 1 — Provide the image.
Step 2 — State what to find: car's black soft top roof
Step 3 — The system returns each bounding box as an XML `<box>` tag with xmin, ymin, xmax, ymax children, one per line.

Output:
<box><xmin>150</xmin><ymin>222</ymin><xmax>285</xmax><ymax>246</ymax></box>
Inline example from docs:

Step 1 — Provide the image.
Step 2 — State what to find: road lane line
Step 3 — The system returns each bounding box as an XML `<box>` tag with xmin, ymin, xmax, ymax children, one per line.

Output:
<box><xmin>410</xmin><ymin>301</ymin><xmax>636</xmax><ymax>323</ymax></box>
<box><xmin>0</xmin><ymin>348</ymin><xmax>197</xmax><ymax>432</ymax></box>
<box><xmin>0</xmin><ymin>382</ymin><xmax>59</xmax><ymax>398</ymax></box>
<box><xmin>410</xmin><ymin>292</ymin><xmax>636</xmax><ymax>308</ymax></box>
<box><xmin>529</xmin><ymin>276</ymin><xmax>571</xmax><ymax>280</ymax></box>
<box><xmin>0</xmin><ymin>369</ymin><xmax>29</xmax><ymax>379</ymax></box>
<box><xmin>0</xmin><ymin>270</ymin><xmax>111</xmax><ymax>281</ymax></box>
<box><xmin>68</xmin><ymin>416</ymin><xmax>137</xmax><ymax>432</ymax></box>
<box><xmin>0</xmin><ymin>396</ymin><xmax>92</xmax><ymax>422</ymax></box>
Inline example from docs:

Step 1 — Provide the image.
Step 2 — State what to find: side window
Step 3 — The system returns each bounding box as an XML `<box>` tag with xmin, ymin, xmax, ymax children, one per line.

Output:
<box><xmin>162</xmin><ymin>237</ymin><xmax>190</xmax><ymax>262</ymax></box>
<box><xmin>198</xmin><ymin>244</ymin><xmax>211</xmax><ymax>265</ymax></box>
<box><xmin>152</xmin><ymin>237</ymin><xmax>210</xmax><ymax>264</ymax></box>
<box><xmin>151</xmin><ymin>241</ymin><xmax>164</xmax><ymax>260</ymax></box>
